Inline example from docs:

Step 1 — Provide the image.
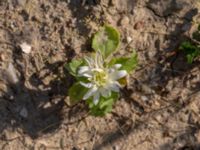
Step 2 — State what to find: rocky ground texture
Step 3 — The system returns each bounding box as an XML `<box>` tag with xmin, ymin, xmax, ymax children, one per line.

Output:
<box><xmin>0</xmin><ymin>0</ymin><xmax>200</xmax><ymax>150</ymax></box>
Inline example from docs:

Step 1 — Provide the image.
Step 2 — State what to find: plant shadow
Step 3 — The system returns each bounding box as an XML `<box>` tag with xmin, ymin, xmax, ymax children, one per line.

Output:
<box><xmin>159</xmin><ymin>125</ymin><xmax>200</xmax><ymax>150</ymax></box>
<box><xmin>0</xmin><ymin>43</ymin><xmax>87</xmax><ymax>139</ymax></box>
<box><xmin>67</xmin><ymin>0</ymin><xmax>102</xmax><ymax>52</ymax></box>
<box><xmin>1</xmin><ymin>61</ymin><xmax>66</xmax><ymax>138</ymax></box>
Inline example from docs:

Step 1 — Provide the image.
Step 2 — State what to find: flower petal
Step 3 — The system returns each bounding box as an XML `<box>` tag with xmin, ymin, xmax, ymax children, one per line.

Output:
<box><xmin>80</xmin><ymin>82</ymin><xmax>93</xmax><ymax>88</ymax></box>
<box><xmin>111</xmin><ymin>70</ymin><xmax>127</xmax><ymax>80</ymax></box>
<box><xmin>78</xmin><ymin>66</ymin><xmax>90</xmax><ymax>75</ymax></box>
<box><xmin>83</xmin><ymin>86</ymin><xmax>98</xmax><ymax>100</ymax></box>
<box><xmin>92</xmin><ymin>68</ymin><xmax>104</xmax><ymax>72</ymax></box>
<box><xmin>82</xmin><ymin>73</ymin><xmax>93</xmax><ymax>78</ymax></box>
<box><xmin>108</xmin><ymin>82</ymin><xmax>120</xmax><ymax>92</ymax></box>
<box><xmin>99</xmin><ymin>88</ymin><xmax>111</xmax><ymax>97</ymax></box>
<box><xmin>85</xmin><ymin>56</ymin><xmax>94</xmax><ymax>68</ymax></box>
<box><xmin>108</xmin><ymin>68</ymin><xmax>115</xmax><ymax>73</ymax></box>
<box><xmin>93</xmin><ymin>92</ymin><xmax>100</xmax><ymax>105</ymax></box>
<box><xmin>113</xmin><ymin>64</ymin><xmax>122</xmax><ymax>69</ymax></box>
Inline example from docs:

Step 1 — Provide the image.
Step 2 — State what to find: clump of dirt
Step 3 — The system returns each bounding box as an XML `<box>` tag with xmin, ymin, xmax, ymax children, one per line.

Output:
<box><xmin>0</xmin><ymin>0</ymin><xmax>200</xmax><ymax>149</ymax></box>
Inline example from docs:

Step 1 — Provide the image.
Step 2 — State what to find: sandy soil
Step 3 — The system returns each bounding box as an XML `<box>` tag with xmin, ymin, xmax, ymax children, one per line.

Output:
<box><xmin>0</xmin><ymin>0</ymin><xmax>200</xmax><ymax>150</ymax></box>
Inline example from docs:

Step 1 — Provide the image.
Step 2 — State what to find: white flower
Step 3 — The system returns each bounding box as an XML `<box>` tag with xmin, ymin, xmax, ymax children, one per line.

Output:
<box><xmin>78</xmin><ymin>52</ymin><xmax>127</xmax><ymax>105</ymax></box>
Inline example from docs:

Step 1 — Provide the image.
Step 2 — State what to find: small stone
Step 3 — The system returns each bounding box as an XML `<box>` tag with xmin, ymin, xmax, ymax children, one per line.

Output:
<box><xmin>141</xmin><ymin>84</ymin><xmax>154</xmax><ymax>94</ymax></box>
<box><xmin>166</xmin><ymin>80</ymin><xmax>174</xmax><ymax>91</ymax></box>
<box><xmin>19</xmin><ymin>107</ymin><xmax>28</xmax><ymax>118</ymax></box>
<box><xmin>0</xmin><ymin>52</ymin><xmax>9</xmax><ymax>62</ymax></box>
<box><xmin>147</xmin><ymin>50</ymin><xmax>156</xmax><ymax>59</ymax></box>
<box><xmin>119</xmin><ymin>16</ymin><xmax>130</xmax><ymax>26</ymax></box>
<box><xmin>48</xmin><ymin>53</ymin><xmax>63</xmax><ymax>63</ymax></box>
<box><xmin>43</xmin><ymin>102</ymin><xmax>51</xmax><ymax>109</ymax></box>
<box><xmin>64</xmin><ymin>96</ymin><xmax>71</xmax><ymax>106</ymax></box>
<box><xmin>42</xmin><ymin>75</ymin><xmax>52</xmax><ymax>85</ymax></box>
<box><xmin>141</xmin><ymin>96</ymin><xmax>148</xmax><ymax>101</ymax></box>
<box><xmin>20</xmin><ymin>42</ymin><xmax>31</xmax><ymax>54</ymax></box>
<box><xmin>154</xmin><ymin>100</ymin><xmax>161</xmax><ymax>107</ymax></box>
<box><xmin>154</xmin><ymin>114</ymin><xmax>162</xmax><ymax>122</ymax></box>
<box><xmin>4</xmin><ymin>63</ymin><xmax>19</xmax><ymax>84</ymax></box>
<box><xmin>126</xmin><ymin>36</ymin><xmax>132</xmax><ymax>43</ymax></box>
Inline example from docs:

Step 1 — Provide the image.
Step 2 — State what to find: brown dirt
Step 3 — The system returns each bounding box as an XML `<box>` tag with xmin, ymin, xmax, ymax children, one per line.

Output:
<box><xmin>0</xmin><ymin>0</ymin><xmax>200</xmax><ymax>150</ymax></box>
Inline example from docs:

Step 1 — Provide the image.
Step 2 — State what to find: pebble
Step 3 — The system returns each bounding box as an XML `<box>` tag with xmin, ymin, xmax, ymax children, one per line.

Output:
<box><xmin>141</xmin><ymin>96</ymin><xmax>148</xmax><ymax>102</ymax></box>
<box><xmin>42</xmin><ymin>75</ymin><xmax>53</xmax><ymax>85</ymax></box>
<box><xmin>119</xmin><ymin>16</ymin><xmax>130</xmax><ymax>26</ymax></box>
<box><xmin>4</xmin><ymin>63</ymin><xmax>19</xmax><ymax>84</ymax></box>
<box><xmin>19</xmin><ymin>106</ymin><xmax>28</xmax><ymax>118</ymax></box>
<box><xmin>43</xmin><ymin>102</ymin><xmax>51</xmax><ymax>109</ymax></box>
<box><xmin>20</xmin><ymin>42</ymin><xmax>32</xmax><ymax>54</ymax></box>
<box><xmin>154</xmin><ymin>114</ymin><xmax>162</xmax><ymax>122</ymax></box>
<box><xmin>166</xmin><ymin>80</ymin><xmax>174</xmax><ymax>91</ymax></box>
<box><xmin>141</xmin><ymin>84</ymin><xmax>155</xmax><ymax>94</ymax></box>
<box><xmin>147</xmin><ymin>50</ymin><xmax>156</xmax><ymax>59</ymax></box>
<box><xmin>126</xmin><ymin>36</ymin><xmax>132</xmax><ymax>43</ymax></box>
<box><xmin>0</xmin><ymin>52</ymin><xmax>9</xmax><ymax>62</ymax></box>
<box><xmin>154</xmin><ymin>100</ymin><xmax>161</xmax><ymax>107</ymax></box>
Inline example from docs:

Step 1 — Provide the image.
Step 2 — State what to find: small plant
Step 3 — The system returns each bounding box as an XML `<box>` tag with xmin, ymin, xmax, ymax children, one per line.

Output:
<box><xmin>180</xmin><ymin>41</ymin><xmax>200</xmax><ymax>64</ymax></box>
<box><xmin>65</xmin><ymin>25</ymin><xmax>138</xmax><ymax>116</ymax></box>
<box><xmin>180</xmin><ymin>24</ymin><xmax>200</xmax><ymax>64</ymax></box>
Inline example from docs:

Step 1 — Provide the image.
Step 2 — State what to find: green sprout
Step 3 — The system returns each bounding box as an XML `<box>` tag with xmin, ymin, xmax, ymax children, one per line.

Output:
<box><xmin>65</xmin><ymin>25</ymin><xmax>138</xmax><ymax>116</ymax></box>
<box><xmin>180</xmin><ymin>24</ymin><xmax>200</xmax><ymax>64</ymax></box>
<box><xmin>180</xmin><ymin>41</ymin><xmax>200</xmax><ymax>64</ymax></box>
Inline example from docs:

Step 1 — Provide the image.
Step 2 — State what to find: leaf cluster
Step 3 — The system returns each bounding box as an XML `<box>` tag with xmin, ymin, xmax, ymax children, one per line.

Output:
<box><xmin>65</xmin><ymin>25</ymin><xmax>138</xmax><ymax>116</ymax></box>
<box><xmin>180</xmin><ymin>25</ymin><xmax>200</xmax><ymax>63</ymax></box>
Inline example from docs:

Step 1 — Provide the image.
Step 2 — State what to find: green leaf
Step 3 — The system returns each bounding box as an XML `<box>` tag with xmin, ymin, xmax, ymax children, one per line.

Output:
<box><xmin>192</xmin><ymin>31</ymin><xmax>200</xmax><ymax>41</ymax></box>
<box><xmin>87</xmin><ymin>92</ymin><xmax>119</xmax><ymax>116</ymax></box>
<box><xmin>99</xmin><ymin>93</ymin><xmax>118</xmax><ymax>109</ymax></box>
<box><xmin>186</xmin><ymin>55</ymin><xmax>194</xmax><ymax>64</ymax></box>
<box><xmin>68</xmin><ymin>82</ymin><xmax>88</xmax><ymax>105</ymax></box>
<box><xmin>180</xmin><ymin>41</ymin><xmax>200</xmax><ymax>64</ymax></box>
<box><xmin>92</xmin><ymin>25</ymin><xmax>120</xmax><ymax>58</ymax></box>
<box><xmin>65</xmin><ymin>59</ymin><xmax>84</xmax><ymax>76</ymax></box>
<box><xmin>109</xmin><ymin>51</ymin><xmax>138</xmax><ymax>73</ymax></box>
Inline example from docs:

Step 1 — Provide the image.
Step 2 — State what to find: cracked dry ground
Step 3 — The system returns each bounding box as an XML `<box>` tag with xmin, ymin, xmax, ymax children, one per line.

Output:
<box><xmin>0</xmin><ymin>0</ymin><xmax>200</xmax><ymax>150</ymax></box>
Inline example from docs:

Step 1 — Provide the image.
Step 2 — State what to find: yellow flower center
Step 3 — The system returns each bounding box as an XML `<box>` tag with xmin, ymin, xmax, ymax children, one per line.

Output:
<box><xmin>93</xmin><ymin>70</ymin><xmax>108</xmax><ymax>87</ymax></box>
